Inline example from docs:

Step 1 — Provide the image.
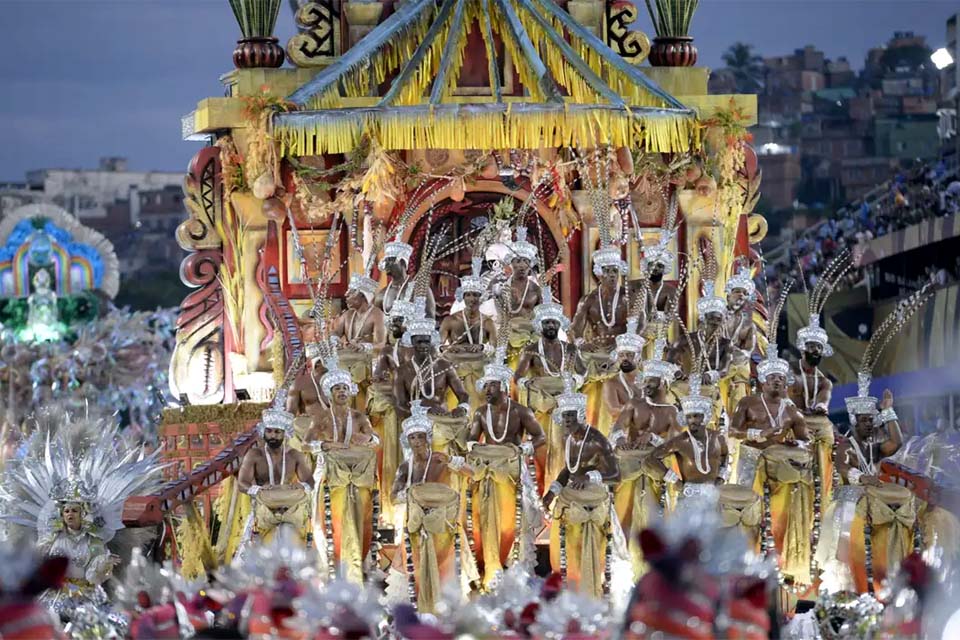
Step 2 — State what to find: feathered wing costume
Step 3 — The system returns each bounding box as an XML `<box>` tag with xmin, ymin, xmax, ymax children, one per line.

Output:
<box><xmin>0</xmin><ymin>410</ymin><xmax>165</xmax><ymax>619</ymax></box>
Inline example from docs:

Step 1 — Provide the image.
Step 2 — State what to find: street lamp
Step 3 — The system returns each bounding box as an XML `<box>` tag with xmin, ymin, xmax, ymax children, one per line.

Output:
<box><xmin>931</xmin><ymin>47</ymin><xmax>954</xmax><ymax>70</ymax></box>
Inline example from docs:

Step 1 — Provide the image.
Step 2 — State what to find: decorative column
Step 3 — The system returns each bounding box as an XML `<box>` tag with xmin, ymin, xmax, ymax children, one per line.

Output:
<box><xmin>343</xmin><ymin>1</ymin><xmax>385</xmax><ymax>51</ymax></box>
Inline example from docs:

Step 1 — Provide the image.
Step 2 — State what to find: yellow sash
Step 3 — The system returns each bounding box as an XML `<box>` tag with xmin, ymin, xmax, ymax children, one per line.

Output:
<box><xmin>368</xmin><ymin>382</ymin><xmax>400</xmax><ymax>524</ymax></box>
<box><xmin>467</xmin><ymin>444</ymin><xmax>522</xmax><ymax>587</ymax></box>
<box><xmin>550</xmin><ymin>484</ymin><xmax>610</xmax><ymax>599</ymax></box>
<box><xmin>323</xmin><ymin>447</ymin><xmax>377</xmax><ymax>584</ymax></box>
<box><xmin>754</xmin><ymin>445</ymin><xmax>814</xmax><ymax>584</ymax></box>
<box><xmin>407</xmin><ymin>483</ymin><xmax>461</xmax><ymax>613</ymax></box>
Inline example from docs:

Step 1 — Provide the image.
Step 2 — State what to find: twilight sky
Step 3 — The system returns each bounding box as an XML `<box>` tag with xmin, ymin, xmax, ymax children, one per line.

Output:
<box><xmin>0</xmin><ymin>0</ymin><xmax>955</xmax><ymax>180</ymax></box>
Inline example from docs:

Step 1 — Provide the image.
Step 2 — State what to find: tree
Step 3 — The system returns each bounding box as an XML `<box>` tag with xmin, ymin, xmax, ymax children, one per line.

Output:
<box><xmin>722</xmin><ymin>42</ymin><xmax>766</xmax><ymax>94</ymax></box>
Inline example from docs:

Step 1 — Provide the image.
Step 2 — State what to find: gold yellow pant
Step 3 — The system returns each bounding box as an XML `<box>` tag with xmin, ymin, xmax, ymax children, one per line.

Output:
<box><xmin>342</xmin><ymin>355</ymin><xmax>371</xmax><ymax>413</ymax></box>
<box><xmin>318</xmin><ymin>448</ymin><xmax>377</xmax><ymax>584</ymax></box>
<box><xmin>582</xmin><ymin>352</ymin><xmax>614</xmax><ymax>437</ymax></box>
<box><xmin>549</xmin><ymin>485</ymin><xmax>610</xmax><ymax>599</ymax></box>
<box><xmin>467</xmin><ymin>444</ymin><xmax>521</xmax><ymax>588</ymax></box>
<box><xmin>806</xmin><ymin>415</ymin><xmax>836</xmax><ymax>500</ymax></box>
<box><xmin>368</xmin><ymin>384</ymin><xmax>400</xmax><ymax>525</ymax></box>
<box><xmin>849</xmin><ymin>489</ymin><xmax>918</xmax><ymax>594</ymax></box>
<box><xmin>507</xmin><ymin>320</ymin><xmax>535</xmax><ymax>371</ymax></box>
<box><xmin>613</xmin><ymin>457</ymin><xmax>662</xmax><ymax>579</ymax></box>
<box><xmin>522</xmin><ymin>381</ymin><xmax>561</xmax><ymax>495</ymax></box>
<box><xmin>753</xmin><ymin>453</ymin><xmax>814</xmax><ymax>584</ymax></box>
<box><xmin>719</xmin><ymin>362</ymin><xmax>751</xmax><ymax>420</ymax></box>
<box><xmin>452</xmin><ymin>356</ymin><xmax>487</xmax><ymax>414</ymax></box>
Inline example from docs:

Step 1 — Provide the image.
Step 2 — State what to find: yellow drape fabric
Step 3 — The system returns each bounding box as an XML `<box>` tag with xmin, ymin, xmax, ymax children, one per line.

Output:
<box><xmin>550</xmin><ymin>484</ymin><xmax>610</xmax><ymax>599</ymax></box>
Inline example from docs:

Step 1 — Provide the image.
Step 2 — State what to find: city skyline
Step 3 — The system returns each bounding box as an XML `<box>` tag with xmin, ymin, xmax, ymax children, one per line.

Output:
<box><xmin>0</xmin><ymin>0</ymin><xmax>954</xmax><ymax>180</ymax></box>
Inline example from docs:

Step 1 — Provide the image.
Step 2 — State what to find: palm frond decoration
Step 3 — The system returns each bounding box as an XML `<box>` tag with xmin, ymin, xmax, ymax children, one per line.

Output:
<box><xmin>228</xmin><ymin>0</ymin><xmax>283</xmax><ymax>38</ymax></box>
<box><xmin>643</xmin><ymin>0</ymin><xmax>699</xmax><ymax>37</ymax></box>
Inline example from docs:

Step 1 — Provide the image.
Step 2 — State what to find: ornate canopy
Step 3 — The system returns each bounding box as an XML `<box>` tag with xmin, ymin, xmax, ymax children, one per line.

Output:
<box><xmin>274</xmin><ymin>0</ymin><xmax>696</xmax><ymax>155</ymax></box>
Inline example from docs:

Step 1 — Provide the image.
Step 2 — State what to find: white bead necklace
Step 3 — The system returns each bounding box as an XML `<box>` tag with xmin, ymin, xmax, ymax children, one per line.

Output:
<box><xmin>412</xmin><ymin>356</ymin><xmax>436</xmax><ymax>400</ymax></box>
<box><xmin>509</xmin><ymin>276</ymin><xmax>531</xmax><ymax>315</ymax></box>
<box><xmin>330</xmin><ymin>406</ymin><xmax>354</xmax><ymax>444</ymax></box>
<box><xmin>687</xmin><ymin>430</ymin><xmax>712</xmax><ymax>474</ymax></box>
<box><xmin>263</xmin><ymin>443</ymin><xmax>288</xmax><ymax>486</ymax></box>
<box><xmin>383</xmin><ymin>277</ymin><xmax>410</xmax><ymax>314</ymax></box>
<box><xmin>598</xmin><ymin>282</ymin><xmax>621</xmax><ymax>328</ymax></box>
<box><xmin>460</xmin><ymin>310</ymin><xmax>484</xmax><ymax>345</ymax></box>
<box><xmin>565</xmin><ymin>425</ymin><xmax>592</xmax><ymax>474</ymax></box>
<box><xmin>485</xmin><ymin>398</ymin><xmax>513</xmax><ymax>443</ymax></box>
<box><xmin>619</xmin><ymin>371</ymin><xmax>635</xmax><ymax>400</ymax></box>
<box><xmin>538</xmin><ymin>338</ymin><xmax>565</xmax><ymax>376</ymax></box>
<box><xmin>348</xmin><ymin>305</ymin><xmax>374</xmax><ymax>342</ymax></box>
<box><xmin>760</xmin><ymin>395</ymin><xmax>786</xmax><ymax>430</ymax></box>
<box><xmin>801</xmin><ymin>367</ymin><xmax>821</xmax><ymax>412</ymax></box>
<box><xmin>406</xmin><ymin>451</ymin><xmax>434</xmax><ymax>492</ymax></box>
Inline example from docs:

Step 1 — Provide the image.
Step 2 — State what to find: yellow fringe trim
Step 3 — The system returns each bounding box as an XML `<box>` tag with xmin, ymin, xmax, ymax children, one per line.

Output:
<box><xmin>277</xmin><ymin>108</ymin><xmax>695</xmax><ymax>155</ymax></box>
<box><xmin>176</xmin><ymin>502</ymin><xmax>216</xmax><ymax>579</ymax></box>
<box><xmin>213</xmin><ymin>475</ymin><xmax>252</xmax><ymax>564</ymax></box>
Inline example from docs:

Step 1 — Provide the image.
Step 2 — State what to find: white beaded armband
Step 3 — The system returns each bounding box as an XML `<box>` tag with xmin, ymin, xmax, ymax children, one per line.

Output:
<box><xmin>747</xmin><ymin>428</ymin><xmax>763</xmax><ymax>441</ymax></box>
<box><xmin>449</xmin><ymin>455</ymin><xmax>466</xmax><ymax>471</ymax></box>
<box><xmin>609</xmin><ymin>429</ymin><xmax>627</xmax><ymax>446</ymax></box>
<box><xmin>847</xmin><ymin>468</ymin><xmax>863</xmax><ymax>485</ymax></box>
<box><xmin>549</xmin><ymin>481</ymin><xmax>563</xmax><ymax>494</ymax></box>
<box><xmin>877</xmin><ymin>407</ymin><xmax>898</xmax><ymax>424</ymax></box>
<box><xmin>586</xmin><ymin>470</ymin><xmax>603</xmax><ymax>485</ymax></box>
<box><xmin>664</xmin><ymin>469</ymin><xmax>681</xmax><ymax>484</ymax></box>
<box><xmin>648</xmin><ymin>433</ymin><xmax>665</xmax><ymax>447</ymax></box>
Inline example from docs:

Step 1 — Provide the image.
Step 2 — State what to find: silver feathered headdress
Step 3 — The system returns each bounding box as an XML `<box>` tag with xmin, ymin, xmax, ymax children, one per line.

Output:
<box><xmin>533</xmin><ymin>300</ymin><xmax>570</xmax><ymax>333</ymax></box>
<box><xmin>0</xmin><ymin>411</ymin><xmax>165</xmax><ymax>546</ymax></box>
<box><xmin>318</xmin><ymin>336</ymin><xmax>358</xmax><ymax>399</ymax></box>
<box><xmin>797</xmin><ymin>250</ymin><xmax>853</xmax><ymax>358</ymax></box>
<box><xmin>456</xmin><ymin>256</ymin><xmax>486</xmax><ymax>301</ymax></box>
<box><xmin>552</xmin><ymin>373</ymin><xmax>588</xmax><ymax>425</ymax></box>
<box><xmin>259</xmin><ymin>389</ymin><xmax>296</xmax><ymax>437</ymax></box>
<box><xmin>845</xmin><ymin>285</ymin><xmax>932</xmax><ymax>421</ymax></box>
<box><xmin>612</xmin><ymin>316</ymin><xmax>646</xmax><ymax>359</ymax></box>
<box><xmin>757</xmin><ymin>281</ymin><xmax>793</xmax><ymax>384</ymax></box>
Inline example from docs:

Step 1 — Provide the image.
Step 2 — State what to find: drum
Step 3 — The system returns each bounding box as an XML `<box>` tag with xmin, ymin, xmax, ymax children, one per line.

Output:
<box><xmin>431</xmin><ymin>414</ymin><xmax>471</xmax><ymax>456</ymax></box>
<box><xmin>555</xmin><ymin>483</ymin><xmax>611</xmax><ymax>520</ymax></box>
<box><xmin>446</xmin><ymin>349</ymin><xmax>487</xmax><ymax>367</ymax></box>
<box><xmin>760</xmin><ymin>445</ymin><xmax>813</xmax><ymax>484</ymax></box>
<box><xmin>257</xmin><ymin>485</ymin><xmax>307</xmax><ymax>511</ymax></box>
<box><xmin>863</xmin><ymin>483</ymin><xmax>915</xmax><ymax>517</ymax></box>
<box><xmin>408</xmin><ymin>482</ymin><xmax>460</xmax><ymax>520</ymax></box>
<box><xmin>617</xmin><ymin>448</ymin><xmax>654</xmax><ymax>479</ymax></box>
<box><xmin>324</xmin><ymin>446</ymin><xmax>377</xmax><ymax>486</ymax></box>
<box><xmin>718</xmin><ymin>485</ymin><xmax>762</xmax><ymax>548</ymax></box>
<box><xmin>467</xmin><ymin>443</ymin><xmax>521</xmax><ymax>476</ymax></box>
<box><xmin>525</xmin><ymin>376</ymin><xmax>565</xmax><ymax>413</ymax></box>
<box><xmin>582</xmin><ymin>350</ymin><xmax>615</xmax><ymax>379</ymax></box>
<box><xmin>756</xmin><ymin>445</ymin><xmax>816</xmax><ymax>584</ymax></box>
<box><xmin>851</xmin><ymin>482</ymin><xmax>918</xmax><ymax>593</ymax></box>
<box><xmin>507</xmin><ymin>318</ymin><xmax>535</xmax><ymax>349</ymax></box>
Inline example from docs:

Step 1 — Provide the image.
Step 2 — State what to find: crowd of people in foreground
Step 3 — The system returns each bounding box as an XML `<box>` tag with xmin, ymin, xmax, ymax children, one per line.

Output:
<box><xmin>768</xmin><ymin>158</ymin><xmax>960</xmax><ymax>298</ymax></box>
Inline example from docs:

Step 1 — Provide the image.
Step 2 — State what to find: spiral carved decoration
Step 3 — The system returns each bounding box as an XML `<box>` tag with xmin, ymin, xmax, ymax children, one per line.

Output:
<box><xmin>170</xmin><ymin>148</ymin><xmax>226</xmax><ymax>405</ymax></box>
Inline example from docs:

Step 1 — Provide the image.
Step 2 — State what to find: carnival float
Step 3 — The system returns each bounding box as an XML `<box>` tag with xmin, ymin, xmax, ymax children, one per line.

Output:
<box><xmin>1</xmin><ymin>0</ymin><xmax>959</xmax><ymax>638</ymax></box>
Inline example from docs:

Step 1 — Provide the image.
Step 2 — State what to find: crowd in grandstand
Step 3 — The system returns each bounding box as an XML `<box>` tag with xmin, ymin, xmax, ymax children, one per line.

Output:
<box><xmin>767</xmin><ymin>159</ymin><xmax>960</xmax><ymax>298</ymax></box>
